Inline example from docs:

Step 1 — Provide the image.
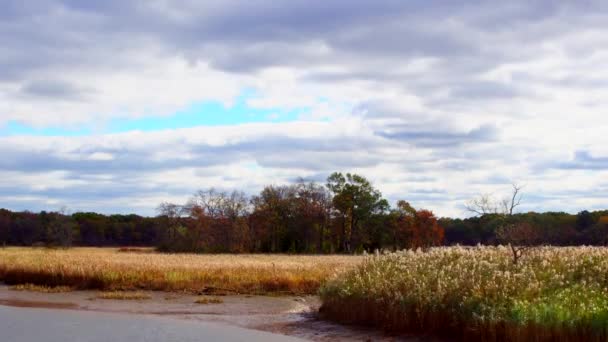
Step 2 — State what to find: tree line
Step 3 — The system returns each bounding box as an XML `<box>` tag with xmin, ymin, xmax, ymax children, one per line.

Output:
<box><xmin>0</xmin><ymin>172</ymin><xmax>607</xmax><ymax>253</ymax></box>
<box><xmin>155</xmin><ymin>172</ymin><xmax>444</xmax><ymax>253</ymax></box>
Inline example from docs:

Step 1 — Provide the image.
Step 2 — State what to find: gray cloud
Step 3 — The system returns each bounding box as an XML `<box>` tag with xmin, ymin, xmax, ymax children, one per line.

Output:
<box><xmin>0</xmin><ymin>129</ymin><xmax>390</xmax><ymax>175</ymax></box>
<box><xmin>555</xmin><ymin>151</ymin><xmax>608</xmax><ymax>170</ymax></box>
<box><xmin>377</xmin><ymin>124</ymin><xmax>498</xmax><ymax>147</ymax></box>
<box><xmin>1</xmin><ymin>0</ymin><xmax>602</xmax><ymax>83</ymax></box>
<box><xmin>20</xmin><ymin>80</ymin><xmax>90</xmax><ymax>100</ymax></box>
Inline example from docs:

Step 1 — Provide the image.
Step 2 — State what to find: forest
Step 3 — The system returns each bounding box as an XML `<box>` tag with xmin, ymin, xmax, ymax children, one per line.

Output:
<box><xmin>1</xmin><ymin>172</ymin><xmax>607</xmax><ymax>253</ymax></box>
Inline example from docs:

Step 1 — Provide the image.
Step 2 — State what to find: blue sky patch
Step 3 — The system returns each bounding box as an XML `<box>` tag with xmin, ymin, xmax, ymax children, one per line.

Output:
<box><xmin>1</xmin><ymin>94</ymin><xmax>311</xmax><ymax>136</ymax></box>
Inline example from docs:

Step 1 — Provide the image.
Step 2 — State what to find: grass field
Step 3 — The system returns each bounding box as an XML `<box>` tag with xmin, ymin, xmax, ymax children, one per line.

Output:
<box><xmin>6</xmin><ymin>246</ymin><xmax>607</xmax><ymax>340</ymax></box>
<box><xmin>320</xmin><ymin>246</ymin><xmax>608</xmax><ymax>341</ymax></box>
<box><xmin>0</xmin><ymin>247</ymin><xmax>362</xmax><ymax>295</ymax></box>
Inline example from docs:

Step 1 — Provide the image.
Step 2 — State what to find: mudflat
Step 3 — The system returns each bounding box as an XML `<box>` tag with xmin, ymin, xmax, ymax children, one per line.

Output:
<box><xmin>0</xmin><ymin>285</ymin><xmax>414</xmax><ymax>341</ymax></box>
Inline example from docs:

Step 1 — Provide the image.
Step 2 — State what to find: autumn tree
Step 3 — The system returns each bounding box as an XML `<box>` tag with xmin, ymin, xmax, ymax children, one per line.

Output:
<box><xmin>411</xmin><ymin>210</ymin><xmax>445</xmax><ymax>250</ymax></box>
<box><xmin>389</xmin><ymin>200</ymin><xmax>416</xmax><ymax>250</ymax></box>
<box><xmin>187</xmin><ymin>189</ymin><xmax>250</xmax><ymax>252</ymax></box>
<box><xmin>390</xmin><ymin>202</ymin><xmax>444</xmax><ymax>250</ymax></box>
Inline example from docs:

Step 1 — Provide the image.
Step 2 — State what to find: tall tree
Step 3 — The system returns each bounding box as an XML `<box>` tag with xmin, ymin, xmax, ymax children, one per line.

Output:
<box><xmin>326</xmin><ymin>172</ymin><xmax>388</xmax><ymax>252</ymax></box>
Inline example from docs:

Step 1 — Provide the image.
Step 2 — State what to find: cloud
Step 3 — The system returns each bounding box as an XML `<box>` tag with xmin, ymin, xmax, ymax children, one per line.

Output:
<box><xmin>555</xmin><ymin>151</ymin><xmax>608</xmax><ymax>170</ymax></box>
<box><xmin>377</xmin><ymin>124</ymin><xmax>498</xmax><ymax>148</ymax></box>
<box><xmin>19</xmin><ymin>79</ymin><xmax>90</xmax><ymax>100</ymax></box>
<box><xmin>0</xmin><ymin>1</ymin><xmax>607</xmax><ymax>216</ymax></box>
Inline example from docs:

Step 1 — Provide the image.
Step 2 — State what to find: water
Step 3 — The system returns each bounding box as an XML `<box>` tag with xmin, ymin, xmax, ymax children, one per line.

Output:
<box><xmin>0</xmin><ymin>285</ymin><xmax>412</xmax><ymax>341</ymax></box>
<box><xmin>0</xmin><ymin>305</ymin><xmax>304</xmax><ymax>342</ymax></box>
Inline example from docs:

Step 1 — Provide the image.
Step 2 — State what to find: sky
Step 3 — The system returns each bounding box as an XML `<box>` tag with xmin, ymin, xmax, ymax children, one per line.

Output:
<box><xmin>0</xmin><ymin>0</ymin><xmax>607</xmax><ymax>217</ymax></box>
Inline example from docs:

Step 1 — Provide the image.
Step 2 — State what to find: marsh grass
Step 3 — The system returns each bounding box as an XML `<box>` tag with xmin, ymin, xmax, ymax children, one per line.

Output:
<box><xmin>194</xmin><ymin>296</ymin><xmax>223</xmax><ymax>304</ymax></box>
<box><xmin>10</xmin><ymin>283</ymin><xmax>73</xmax><ymax>293</ymax></box>
<box><xmin>0</xmin><ymin>247</ymin><xmax>361</xmax><ymax>295</ymax></box>
<box><xmin>96</xmin><ymin>291</ymin><xmax>151</xmax><ymax>300</ymax></box>
<box><xmin>320</xmin><ymin>246</ymin><xmax>608</xmax><ymax>341</ymax></box>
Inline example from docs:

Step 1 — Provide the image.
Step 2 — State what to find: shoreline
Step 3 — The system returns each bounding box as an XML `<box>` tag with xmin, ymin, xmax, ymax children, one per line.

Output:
<box><xmin>0</xmin><ymin>284</ymin><xmax>414</xmax><ymax>342</ymax></box>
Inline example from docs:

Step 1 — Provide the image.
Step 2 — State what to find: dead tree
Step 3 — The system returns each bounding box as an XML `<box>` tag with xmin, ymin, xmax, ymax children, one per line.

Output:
<box><xmin>465</xmin><ymin>184</ymin><xmax>523</xmax><ymax>216</ymax></box>
<box><xmin>466</xmin><ymin>184</ymin><xmax>539</xmax><ymax>264</ymax></box>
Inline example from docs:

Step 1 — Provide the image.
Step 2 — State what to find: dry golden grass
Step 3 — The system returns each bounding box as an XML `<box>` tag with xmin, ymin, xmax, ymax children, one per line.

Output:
<box><xmin>194</xmin><ymin>296</ymin><xmax>223</xmax><ymax>304</ymax></box>
<box><xmin>97</xmin><ymin>291</ymin><xmax>151</xmax><ymax>300</ymax></box>
<box><xmin>10</xmin><ymin>283</ymin><xmax>73</xmax><ymax>293</ymax></box>
<box><xmin>0</xmin><ymin>247</ymin><xmax>362</xmax><ymax>295</ymax></box>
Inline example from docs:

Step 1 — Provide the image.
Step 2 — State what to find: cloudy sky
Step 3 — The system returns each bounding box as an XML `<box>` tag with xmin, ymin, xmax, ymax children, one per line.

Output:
<box><xmin>1</xmin><ymin>0</ymin><xmax>607</xmax><ymax>217</ymax></box>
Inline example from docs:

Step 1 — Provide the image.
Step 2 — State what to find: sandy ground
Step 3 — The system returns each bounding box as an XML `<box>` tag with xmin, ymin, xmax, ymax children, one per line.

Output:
<box><xmin>0</xmin><ymin>284</ymin><xmax>428</xmax><ymax>341</ymax></box>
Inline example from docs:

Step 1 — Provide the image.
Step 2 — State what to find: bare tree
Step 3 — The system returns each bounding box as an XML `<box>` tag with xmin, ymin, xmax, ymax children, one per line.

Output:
<box><xmin>157</xmin><ymin>202</ymin><xmax>184</xmax><ymax>218</ymax></box>
<box><xmin>466</xmin><ymin>184</ymin><xmax>538</xmax><ymax>264</ymax></box>
<box><xmin>465</xmin><ymin>193</ymin><xmax>499</xmax><ymax>216</ymax></box>
<box><xmin>189</xmin><ymin>188</ymin><xmax>249</xmax><ymax>219</ymax></box>
<box><xmin>501</xmin><ymin>184</ymin><xmax>523</xmax><ymax>216</ymax></box>
<box><xmin>465</xmin><ymin>184</ymin><xmax>523</xmax><ymax>216</ymax></box>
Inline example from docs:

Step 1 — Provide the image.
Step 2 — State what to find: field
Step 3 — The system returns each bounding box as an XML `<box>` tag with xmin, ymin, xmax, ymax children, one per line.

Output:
<box><xmin>320</xmin><ymin>246</ymin><xmax>608</xmax><ymax>341</ymax></box>
<box><xmin>0</xmin><ymin>247</ymin><xmax>362</xmax><ymax>295</ymax></box>
<box><xmin>4</xmin><ymin>246</ymin><xmax>608</xmax><ymax>341</ymax></box>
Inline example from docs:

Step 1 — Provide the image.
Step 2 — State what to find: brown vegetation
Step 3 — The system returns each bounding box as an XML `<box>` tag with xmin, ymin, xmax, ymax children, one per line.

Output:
<box><xmin>10</xmin><ymin>283</ymin><xmax>73</xmax><ymax>293</ymax></box>
<box><xmin>96</xmin><ymin>291</ymin><xmax>151</xmax><ymax>300</ymax></box>
<box><xmin>194</xmin><ymin>296</ymin><xmax>223</xmax><ymax>304</ymax></box>
<box><xmin>0</xmin><ymin>247</ymin><xmax>362</xmax><ymax>295</ymax></box>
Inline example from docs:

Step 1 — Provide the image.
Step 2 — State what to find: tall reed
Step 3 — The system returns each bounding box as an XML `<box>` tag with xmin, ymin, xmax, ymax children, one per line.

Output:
<box><xmin>320</xmin><ymin>246</ymin><xmax>608</xmax><ymax>341</ymax></box>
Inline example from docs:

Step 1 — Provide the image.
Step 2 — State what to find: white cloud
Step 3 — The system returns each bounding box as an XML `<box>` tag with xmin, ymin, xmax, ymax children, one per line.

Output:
<box><xmin>0</xmin><ymin>0</ymin><xmax>607</xmax><ymax>216</ymax></box>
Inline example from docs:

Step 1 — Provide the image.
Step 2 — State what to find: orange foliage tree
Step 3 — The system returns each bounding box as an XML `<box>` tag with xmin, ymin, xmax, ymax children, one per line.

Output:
<box><xmin>391</xmin><ymin>201</ymin><xmax>444</xmax><ymax>250</ymax></box>
<box><xmin>408</xmin><ymin>209</ymin><xmax>445</xmax><ymax>250</ymax></box>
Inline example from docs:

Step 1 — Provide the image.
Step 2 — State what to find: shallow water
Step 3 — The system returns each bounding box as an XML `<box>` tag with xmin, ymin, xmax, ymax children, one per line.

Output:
<box><xmin>0</xmin><ymin>305</ymin><xmax>303</xmax><ymax>342</ymax></box>
<box><xmin>0</xmin><ymin>285</ymin><xmax>419</xmax><ymax>341</ymax></box>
